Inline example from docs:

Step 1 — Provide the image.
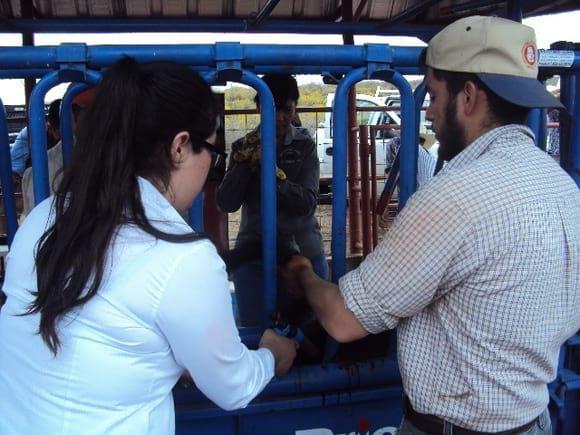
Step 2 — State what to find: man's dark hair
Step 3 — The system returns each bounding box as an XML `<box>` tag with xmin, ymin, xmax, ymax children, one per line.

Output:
<box><xmin>254</xmin><ymin>73</ymin><xmax>299</xmax><ymax>108</ymax></box>
<box><xmin>46</xmin><ymin>99</ymin><xmax>62</xmax><ymax>130</ymax></box>
<box><xmin>431</xmin><ymin>69</ymin><xmax>530</xmax><ymax>126</ymax></box>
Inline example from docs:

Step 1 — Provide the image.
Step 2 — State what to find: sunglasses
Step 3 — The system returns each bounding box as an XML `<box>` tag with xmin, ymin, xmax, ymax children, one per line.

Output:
<box><xmin>199</xmin><ymin>140</ymin><xmax>227</xmax><ymax>169</ymax></box>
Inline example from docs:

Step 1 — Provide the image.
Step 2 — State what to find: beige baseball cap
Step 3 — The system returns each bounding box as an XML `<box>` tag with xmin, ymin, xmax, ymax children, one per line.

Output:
<box><xmin>426</xmin><ymin>15</ymin><xmax>563</xmax><ymax>108</ymax></box>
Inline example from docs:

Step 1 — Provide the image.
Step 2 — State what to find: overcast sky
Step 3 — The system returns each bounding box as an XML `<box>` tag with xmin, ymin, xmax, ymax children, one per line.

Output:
<box><xmin>0</xmin><ymin>10</ymin><xmax>578</xmax><ymax>104</ymax></box>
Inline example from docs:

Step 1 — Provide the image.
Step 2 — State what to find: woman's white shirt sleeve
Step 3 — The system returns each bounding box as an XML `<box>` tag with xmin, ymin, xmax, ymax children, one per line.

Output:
<box><xmin>154</xmin><ymin>241</ymin><xmax>274</xmax><ymax>411</ymax></box>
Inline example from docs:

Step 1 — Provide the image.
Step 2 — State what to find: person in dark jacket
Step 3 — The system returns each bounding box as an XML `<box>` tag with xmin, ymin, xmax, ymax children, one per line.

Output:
<box><xmin>216</xmin><ymin>73</ymin><xmax>327</xmax><ymax>327</ymax></box>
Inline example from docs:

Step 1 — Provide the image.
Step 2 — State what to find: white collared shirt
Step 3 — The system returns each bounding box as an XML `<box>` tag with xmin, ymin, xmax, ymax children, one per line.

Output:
<box><xmin>0</xmin><ymin>177</ymin><xmax>274</xmax><ymax>434</ymax></box>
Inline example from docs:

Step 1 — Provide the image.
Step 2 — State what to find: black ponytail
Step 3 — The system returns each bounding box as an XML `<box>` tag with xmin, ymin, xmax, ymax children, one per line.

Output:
<box><xmin>28</xmin><ymin>57</ymin><xmax>217</xmax><ymax>354</ymax></box>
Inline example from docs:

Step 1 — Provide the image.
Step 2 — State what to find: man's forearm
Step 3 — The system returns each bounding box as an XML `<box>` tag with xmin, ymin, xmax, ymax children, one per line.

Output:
<box><xmin>297</xmin><ymin>267</ymin><xmax>369</xmax><ymax>343</ymax></box>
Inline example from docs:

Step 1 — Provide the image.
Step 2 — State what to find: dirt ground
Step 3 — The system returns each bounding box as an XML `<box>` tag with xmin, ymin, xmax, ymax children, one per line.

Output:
<box><xmin>227</xmin><ymin>202</ymin><xmax>393</xmax><ymax>256</ymax></box>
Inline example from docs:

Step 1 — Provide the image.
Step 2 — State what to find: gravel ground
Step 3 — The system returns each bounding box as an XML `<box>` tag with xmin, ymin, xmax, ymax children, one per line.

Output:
<box><xmin>227</xmin><ymin>202</ymin><xmax>393</xmax><ymax>257</ymax></box>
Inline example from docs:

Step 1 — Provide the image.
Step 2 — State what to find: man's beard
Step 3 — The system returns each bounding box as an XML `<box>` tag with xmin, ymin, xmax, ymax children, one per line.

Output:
<box><xmin>437</xmin><ymin>97</ymin><xmax>468</xmax><ymax>162</ymax></box>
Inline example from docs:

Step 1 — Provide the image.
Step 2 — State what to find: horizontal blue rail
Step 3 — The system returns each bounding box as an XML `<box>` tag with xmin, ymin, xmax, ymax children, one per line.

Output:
<box><xmin>173</xmin><ymin>356</ymin><xmax>400</xmax><ymax>404</ymax></box>
<box><xmin>0</xmin><ymin>43</ymin><xmax>419</xmax><ymax>69</ymax></box>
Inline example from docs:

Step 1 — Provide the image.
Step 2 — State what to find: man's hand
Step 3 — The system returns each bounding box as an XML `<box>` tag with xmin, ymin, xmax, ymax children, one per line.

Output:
<box><xmin>259</xmin><ymin>329</ymin><xmax>298</xmax><ymax>377</ymax></box>
<box><xmin>283</xmin><ymin>255</ymin><xmax>314</xmax><ymax>299</ymax></box>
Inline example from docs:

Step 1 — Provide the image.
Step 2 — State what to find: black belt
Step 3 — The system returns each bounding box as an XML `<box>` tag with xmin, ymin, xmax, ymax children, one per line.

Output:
<box><xmin>403</xmin><ymin>395</ymin><xmax>539</xmax><ymax>435</ymax></box>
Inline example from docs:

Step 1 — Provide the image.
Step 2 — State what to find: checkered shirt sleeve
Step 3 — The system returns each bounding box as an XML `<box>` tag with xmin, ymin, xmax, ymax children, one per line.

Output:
<box><xmin>339</xmin><ymin>185</ymin><xmax>471</xmax><ymax>334</ymax></box>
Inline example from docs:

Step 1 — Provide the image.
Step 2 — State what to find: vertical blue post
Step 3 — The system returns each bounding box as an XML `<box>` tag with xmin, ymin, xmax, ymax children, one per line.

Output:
<box><xmin>414</xmin><ymin>81</ymin><xmax>427</xmax><ymax>133</ymax></box>
<box><xmin>538</xmin><ymin>108</ymin><xmax>547</xmax><ymax>151</ymax></box>
<box><xmin>569</xmin><ymin>73</ymin><xmax>580</xmax><ymax>188</ymax></box>
<box><xmin>526</xmin><ymin>109</ymin><xmax>543</xmax><ymax>149</ymax></box>
<box><xmin>189</xmin><ymin>193</ymin><xmax>204</xmax><ymax>232</ymax></box>
<box><xmin>30</xmin><ymin>70</ymin><xmax>101</xmax><ymax>206</ymax></box>
<box><xmin>332</xmin><ymin>67</ymin><xmax>367</xmax><ymax>282</ymax></box>
<box><xmin>526</xmin><ymin>76</ymin><xmax>547</xmax><ymax>150</ymax></box>
<box><xmin>0</xmin><ymin>100</ymin><xmax>18</xmax><ymax>246</ymax></box>
<box><xmin>240</xmin><ymin>70</ymin><xmax>277</xmax><ymax>327</ymax></box>
<box><xmin>188</xmin><ymin>71</ymin><xmax>219</xmax><ymax>234</ymax></box>
<box><xmin>560</xmin><ymin>74</ymin><xmax>576</xmax><ymax>173</ymax></box>
<box><xmin>29</xmin><ymin>70</ymin><xmax>61</xmax><ymax>205</ymax></box>
<box><xmin>374</xmin><ymin>70</ymin><xmax>417</xmax><ymax>209</ymax></box>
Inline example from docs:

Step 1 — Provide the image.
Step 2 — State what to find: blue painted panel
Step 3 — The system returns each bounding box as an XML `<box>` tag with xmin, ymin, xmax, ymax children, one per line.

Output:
<box><xmin>176</xmin><ymin>386</ymin><xmax>403</xmax><ymax>435</ymax></box>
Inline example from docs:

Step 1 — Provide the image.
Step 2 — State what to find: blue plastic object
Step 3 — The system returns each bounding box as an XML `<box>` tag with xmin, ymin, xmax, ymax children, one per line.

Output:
<box><xmin>569</xmin><ymin>73</ymin><xmax>580</xmax><ymax>187</ymax></box>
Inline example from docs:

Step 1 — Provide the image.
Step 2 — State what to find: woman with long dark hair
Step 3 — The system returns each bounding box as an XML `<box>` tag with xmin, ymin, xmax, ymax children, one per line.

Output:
<box><xmin>0</xmin><ymin>57</ymin><xmax>296</xmax><ymax>434</ymax></box>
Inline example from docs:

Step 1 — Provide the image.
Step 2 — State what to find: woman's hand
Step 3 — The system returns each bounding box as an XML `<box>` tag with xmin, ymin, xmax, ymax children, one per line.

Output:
<box><xmin>259</xmin><ymin>329</ymin><xmax>298</xmax><ymax>377</ymax></box>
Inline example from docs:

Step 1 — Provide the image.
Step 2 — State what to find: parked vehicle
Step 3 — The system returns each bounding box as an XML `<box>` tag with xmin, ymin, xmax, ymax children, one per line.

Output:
<box><xmin>316</xmin><ymin>93</ymin><xmax>434</xmax><ymax>196</ymax></box>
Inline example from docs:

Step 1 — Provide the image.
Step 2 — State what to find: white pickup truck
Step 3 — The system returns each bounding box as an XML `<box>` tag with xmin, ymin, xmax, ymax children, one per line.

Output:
<box><xmin>316</xmin><ymin>93</ymin><xmax>433</xmax><ymax>196</ymax></box>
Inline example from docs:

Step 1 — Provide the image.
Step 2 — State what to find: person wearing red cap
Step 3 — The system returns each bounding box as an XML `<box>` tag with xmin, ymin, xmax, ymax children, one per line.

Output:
<box><xmin>284</xmin><ymin>16</ymin><xmax>579</xmax><ymax>434</ymax></box>
<box><xmin>21</xmin><ymin>87</ymin><xmax>96</xmax><ymax>217</ymax></box>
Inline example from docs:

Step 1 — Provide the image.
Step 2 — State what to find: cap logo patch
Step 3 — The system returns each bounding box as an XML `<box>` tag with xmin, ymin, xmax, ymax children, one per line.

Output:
<box><xmin>522</xmin><ymin>42</ymin><xmax>537</xmax><ymax>67</ymax></box>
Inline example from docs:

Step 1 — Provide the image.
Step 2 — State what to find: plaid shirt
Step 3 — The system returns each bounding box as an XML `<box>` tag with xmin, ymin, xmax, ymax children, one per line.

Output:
<box><xmin>340</xmin><ymin>125</ymin><xmax>580</xmax><ymax>431</ymax></box>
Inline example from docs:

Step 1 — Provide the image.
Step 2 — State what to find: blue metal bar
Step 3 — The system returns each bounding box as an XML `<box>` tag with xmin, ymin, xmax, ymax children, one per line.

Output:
<box><xmin>0</xmin><ymin>18</ymin><xmax>441</xmax><ymax>38</ymax></box>
<box><xmin>29</xmin><ymin>70</ymin><xmax>60</xmax><ymax>205</ymax></box>
<box><xmin>331</xmin><ymin>67</ymin><xmax>367</xmax><ymax>282</ymax></box>
<box><xmin>1</xmin><ymin>45</ymin><xmax>578</xmax><ymax>73</ymax></box>
<box><xmin>29</xmin><ymin>69</ymin><xmax>101</xmax><ymax>206</ymax></box>
<box><xmin>0</xmin><ymin>44</ymin><xmax>426</xmax><ymax>69</ymax></box>
<box><xmin>331</xmin><ymin>67</ymin><xmax>418</xmax><ymax>281</ymax></box>
<box><xmin>173</xmin><ymin>356</ymin><xmax>400</xmax><ymax>404</ymax></box>
<box><xmin>526</xmin><ymin>108</ymin><xmax>545</xmax><ymax>149</ymax></box>
<box><xmin>538</xmin><ymin>108</ymin><xmax>547</xmax><ymax>151</ymax></box>
<box><xmin>0</xmin><ymin>65</ymin><xmax>427</xmax><ymax>79</ymax></box>
<box><xmin>188</xmin><ymin>193</ymin><xmax>205</xmax><ymax>232</ymax></box>
<box><xmin>238</xmin><ymin>70</ymin><xmax>277</xmax><ymax>328</ymax></box>
<box><xmin>569</xmin><ymin>73</ymin><xmax>580</xmax><ymax>188</ymax></box>
<box><xmin>374</xmin><ymin>70</ymin><xmax>417</xmax><ymax>208</ymax></box>
<box><xmin>187</xmin><ymin>72</ymin><xmax>222</xmax><ymax>230</ymax></box>
<box><xmin>0</xmin><ymin>69</ymin><xmax>52</xmax><ymax>78</ymax></box>
<box><xmin>175</xmin><ymin>385</ymin><xmax>403</xmax><ymax>421</ymax></box>
<box><xmin>0</xmin><ymin>99</ymin><xmax>18</xmax><ymax>246</ymax></box>
<box><xmin>560</xmin><ymin>74</ymin><xmax>576</xmax><ymax>173</ymax></box>
<box><xmin>414</xmin><ymin>80</ymin><xmax>427</xmax><ymax>136</ymax></box>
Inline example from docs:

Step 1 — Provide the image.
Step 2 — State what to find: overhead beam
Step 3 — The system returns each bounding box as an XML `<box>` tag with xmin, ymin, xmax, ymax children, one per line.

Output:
<box><xmin>380</xmin><ymin>0</ymin><xmax>445</xmax><ymax>27</ymax></box>
<box><xmin>525</xmin><ymin>0</ymin><xmax>571</xmax><ymax>17</ymax></box>
<box><xmin>447</xmin><ymin>0</ymin><xmax>503</xmax><ymax>15</ymax></box>
<box><xmin>353</xmin><ymin>0</ymin><xmax>370</xmax><ymax>22</ymax></box>
<box><xmin>0</xmin><ymin>18</ymin><xmax>441</xmax><ymax>38</ymax></box>
<box><xmin>252</xmin><ymin>0</ymin><xmax>282</xmax><ymax>27</ymax></box>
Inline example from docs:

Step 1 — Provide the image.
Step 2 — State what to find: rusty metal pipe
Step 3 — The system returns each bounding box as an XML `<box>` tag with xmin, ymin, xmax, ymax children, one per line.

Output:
<box><xmin>358</xmin><ymin>125</ymin><xmax>372</xmax><ymax>256</ymax></box>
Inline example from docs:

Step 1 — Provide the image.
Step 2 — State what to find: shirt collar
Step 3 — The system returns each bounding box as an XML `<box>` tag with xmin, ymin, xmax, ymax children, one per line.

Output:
<box><xmin>137</xmin><ymin>176</ymin><xmax>192</xmax><ymax>234</ymax></box>
<box><xmin>283</xmin><ymin>125</ymin><xmax>297</xmax><ymax>146</ymax></box>
<box><xmin>444</xmin><ymin>124</ymin><xmax>534</xmax><ymax>172</ymax></box>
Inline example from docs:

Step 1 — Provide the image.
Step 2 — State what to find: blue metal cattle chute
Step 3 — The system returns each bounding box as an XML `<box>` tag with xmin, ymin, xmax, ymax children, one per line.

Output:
<box><xmin>0</xmin><ymin>36</ymin><xmax>579</xmax><ymax>435</ymax></box>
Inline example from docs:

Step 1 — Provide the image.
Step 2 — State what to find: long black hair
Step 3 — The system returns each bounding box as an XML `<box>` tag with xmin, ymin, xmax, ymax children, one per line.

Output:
<box><xmin>28</xmin><ymin>57</ymin><xmax>218</xmax><ymax>355</ymax></box>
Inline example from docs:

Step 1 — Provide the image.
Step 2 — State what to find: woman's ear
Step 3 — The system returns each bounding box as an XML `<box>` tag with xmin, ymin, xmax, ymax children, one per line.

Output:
<box><xmin>170</xmin><ymin>131</ymin><xmax>191</xmax><ymax>164</ymax></box>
